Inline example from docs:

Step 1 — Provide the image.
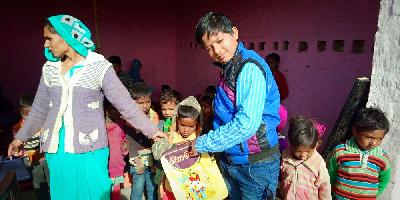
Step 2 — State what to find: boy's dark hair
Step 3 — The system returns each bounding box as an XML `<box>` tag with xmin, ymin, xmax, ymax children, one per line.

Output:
<box><xmin>266</xmin><ymin>53</ymin><xmax>281</xmax><ymax>64</ymax></box>
<box><xmin>19</xmin><ymin>94</ymin><xmax>35</xmax><ymax>108</ymax></box>
<box><xmin>128</xmin><ymin>84</ymin><xmax>152</xmax><ymax>100</ymax></box>
<box><xmin>177</xmin><ymin>105</ymin><xmax>201</xmax><ymax>123</ymax></box>
<box><xmin>160</xmin><ymin>89</ymin><xmax>180</xmax><ymax>105</ymax></box>
<box><xmin>108</xmin><ymin>55</ymin><xmax>122</xmax><ymax>65</ymax></box>
<box><xmin>195</xmin><ymin>12</ymin><xmax>234</xmax><ymax>46</ymax></box>
<box><xmin>45</xmin><ymin>19</ymin><xmax>57</xmax><ymax>34</ymax></box>
<box><xmin>200</xmin><ymin>94</ymin><xmax>213</xmax><ymax>106</ymax></box>
<box><xmin>288</xmin><ymin>116</ymin><xmax>319</xmax><ymax>148</ymax></box>
<box><xmin>353</xmin><ymin>107</ymin><xmax>390</xmax><ymax>134</ymax></box>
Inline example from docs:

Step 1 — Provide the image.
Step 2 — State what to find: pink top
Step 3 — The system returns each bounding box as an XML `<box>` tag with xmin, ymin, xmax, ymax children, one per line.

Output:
<box><xmin>280</xmin><ymin>149</ymin><xmax>331</xmax><ymax>200</ymax></box>
<box><xmin>107</xmin><ymin>122</ymin><xmax>127</xmax><ymax>178</ymax></box>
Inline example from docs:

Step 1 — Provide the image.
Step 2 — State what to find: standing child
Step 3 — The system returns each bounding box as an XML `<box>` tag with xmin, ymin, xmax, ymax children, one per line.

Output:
<box><xmin>154</xmin><ymin>89</ymin><xmax>180</xmax><ymax>197</ymax></box>
<box><xmin>125</xmin><ymin>84</ymin><xmax>159</xmax><ymax>200</ymax></box>
<box><xmin>152</xmin><ymin>96</ymin><xmax>202</xmax><ymax>200</ymax></box>
<box><xmin>105</xmin><ymin>100</ymin><xmax>128</xmax><ymax>200</ymax></box>
<box><xmin>280</xmin><ymin>116</ymin><xmax>331</xmax><ymax>200</ymax></box>
<box><xmin>328</xmin><ymin>107</ymin><xmax>391</xmax><ymax>199</ymax></box>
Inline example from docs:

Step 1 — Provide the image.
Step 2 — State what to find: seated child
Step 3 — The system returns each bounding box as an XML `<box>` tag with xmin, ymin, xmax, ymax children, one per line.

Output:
<box><xmin>125</xmin><ymin>84</ymin><xmax>159</xmax><ymax>200</ymax></box>
<box><xmin>328</xmin><ymin>107</ymin><xmax>391</xmax><ymax>199</ymax></box>
<box><xmin>280</xmin><ymin>116</ymin><xmax>331</xmax><ymax>200</ymax></box>
<box><xmin>152</xmin><ymin>96</ymin><xmax>201</xmax><ymax>200</ymax></box>
<box><xmin>104</xmin><ymin>99</ymin><xmax>128</xmax><ymax>200</ymax></box>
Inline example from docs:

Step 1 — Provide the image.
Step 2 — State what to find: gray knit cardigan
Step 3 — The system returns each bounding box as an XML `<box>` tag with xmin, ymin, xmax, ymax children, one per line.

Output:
<box><xmin>15</xmin><ymin>52</ymin><xmax>158</xmax><ymax>153</ymax></box>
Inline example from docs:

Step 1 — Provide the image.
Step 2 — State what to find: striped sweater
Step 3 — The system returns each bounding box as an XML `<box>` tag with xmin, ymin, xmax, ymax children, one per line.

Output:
<box><xmin>328</xmin><ymin>137</ymin><xmax>391</xmax><ymax>199</ymax></box>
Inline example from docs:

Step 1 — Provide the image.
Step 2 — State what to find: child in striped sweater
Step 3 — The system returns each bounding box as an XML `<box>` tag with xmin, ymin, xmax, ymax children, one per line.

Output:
<box><xmin>328</xmin><ymin>107</ymin><xmax>391</xmax><ymax>199</ymax></box>
<box><xmin>280</xmin><ymin>116</ymin><xmax>331</xmax><ymax>200</ymax></box>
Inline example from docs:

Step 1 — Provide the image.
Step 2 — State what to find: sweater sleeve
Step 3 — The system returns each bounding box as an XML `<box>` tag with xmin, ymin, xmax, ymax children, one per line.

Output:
<box><xmin>15</xmin><ymin>75</ymin><xmax>50</xmax><ymax>142</ymax></box>
<box><xmin>316</xmin><ymin>160</ymin><xmax>332</xmax><ymax>200</ymax></box>
<box><xmin>328</xmin><ymin>154</ymin><xmax>339</xmax><ymax>186</ymax></box>
<box><xmin>377</xmin><ymin>167</ymin><xmax>391</xmax><ymax>196</ymax></box>
<box><xmin>102</xmin><ymin>67</ymin><xmax>158</xmax><ymax>138</ymax></box>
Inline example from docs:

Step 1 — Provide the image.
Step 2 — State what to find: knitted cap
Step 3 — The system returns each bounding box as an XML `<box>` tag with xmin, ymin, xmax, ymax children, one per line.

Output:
<box><xmin>45</xmin><ymin>14</ymin><xmax>96</xmax><ymax>61</ymax></box>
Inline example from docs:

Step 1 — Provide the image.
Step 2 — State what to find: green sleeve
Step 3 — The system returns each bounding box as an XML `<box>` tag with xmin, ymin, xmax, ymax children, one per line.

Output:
<box><xmin>377</xmin><ymin>168</ymin><xmax>391</xmax><ymax>196</ymax></box>
<box><xmin>328</xmin><ymin>155</ymin><xmax>339</xmax><ymax>185</ymax></box>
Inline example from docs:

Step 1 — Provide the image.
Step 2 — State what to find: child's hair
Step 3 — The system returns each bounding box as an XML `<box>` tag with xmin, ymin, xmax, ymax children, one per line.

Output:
<box><xmin>108</xmin><ymin>55</ymin><xmax>122</xmax><ymax>65</ymax></box>
<box><xmin>288</xmin><ymin>116</ymin><xmax>319</xmax><ymax>148</ymax></box>
<box><xmin>19</xmin><ymin>94</ymin><xmax>35</xmax><ymax>108</ymax></box>
<box><xmin>199</xmin><ymin>94</ymin><xmax>213</xmax><ymax>106</ymax></box>
<box><xmin>128</xmin><ymin>84</ymin><xmax>152</xmax><ymax>100</ymax></box>
<box><xmin>266</xmin><ymin>53</ymin><xmax>281</xmax><ymax>64</ymax></box>
<box><xmin>160</xmin><ymin>89</ymin><xmax>180</xmax><ymax>105</ymax></box>
<box><xmin>161</xmin><ymin>84</ymin><xmax>171</xmax><ymax>93</ymax></box>
<box><xmin>205</xmin><ymin>85</ymin><xmax>216</xmax><ymax>95</ymax></box>
<box><xmin>177</xmin><ymin>105</ymin><xmax>201</xmax><ymax>122</ymax></box>
<box><xmin>353</xmin><ymin>107</ymin><xmax>390</xmax><ymax>134</ymax></box>
<box><xmin>195</xmin><ymin>12</ymin><xmax>234</xmax><ymax>46</ymax></box>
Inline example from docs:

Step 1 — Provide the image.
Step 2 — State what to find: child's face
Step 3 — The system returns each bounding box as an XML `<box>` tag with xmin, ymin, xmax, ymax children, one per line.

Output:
<box><xmin>135</xmin><ymin>96</ymin><xmax>151</xmax><ymax>114</ymax></box>
<box><xmin>291</xmin><ymin>145</ymin><xmax>316</xmax><ymax>161</ymax></box>
<box><xmin>20</xmin><ymin>106</ymin><xmax>31</xmax><ymax>120</ymax></box>
<box><xmin>201</xmin><ymin>28</ymin><xmax>239</xmax><ymax>64</ymax></box>
<box><xmin>177</xmin><ymin>117</ymin><xmax>197</xmax><ymax>138</ymax></box>
<box><xmin>353</xmin><ymin>129</ymin><xmax>385</xmax><ymax>151</ymax></box>
<box><xmin>161</xmin><ymin>102</ymin><xmax>176</xmax><ymax>118</ymax></box>
<box><xmin>200</xmin><ymin>102</ymin><xmax>212</xmax><ymax>118</ymax></box>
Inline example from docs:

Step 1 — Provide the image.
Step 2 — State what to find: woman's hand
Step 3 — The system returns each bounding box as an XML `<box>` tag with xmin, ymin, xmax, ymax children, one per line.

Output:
<box><xmin>8</xmin><ymin>139</ymin><xmax>23</xmax><ymax>158</ymax></box>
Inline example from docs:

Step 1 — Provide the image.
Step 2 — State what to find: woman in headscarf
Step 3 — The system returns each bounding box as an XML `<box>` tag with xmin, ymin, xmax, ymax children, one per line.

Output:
<box><xmin>8</xmin><ymin>14</ymin><xmax>165</xmax><ymax>200</ymax></box>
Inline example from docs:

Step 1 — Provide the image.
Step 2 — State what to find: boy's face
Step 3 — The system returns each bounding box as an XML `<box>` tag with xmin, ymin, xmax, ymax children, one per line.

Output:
<box><xmin>135</xmin><ymin>96</ymin><xmax>151</xmax><ymax>114</ymax></box>
<box><xmin>177</xmin><ymin>118</ymin><xmax>197</xmax><ymax>138</ymax></box>
<box><xmin>161</xmin><ymin>102</ymin><xmax>176</xmax><ymax>118</ymax></box>
<box><xmin>353</xmin><ymin>129</ymin><xmax>385</xmax><ymax>151</ymax></box>
<box><xmin>201</xmin><ymin>27</ymin><xmax>239</xmax><ymax>64</ymax></box>
<box><xmin>20</xmin><ymin>106</ymin><xmax>31</xmax><ymax>120</ymax></box>
<box><xmin>291</xmin><ymin>145</ymin><xmax>316</xmax><ymax>161</ymax></box>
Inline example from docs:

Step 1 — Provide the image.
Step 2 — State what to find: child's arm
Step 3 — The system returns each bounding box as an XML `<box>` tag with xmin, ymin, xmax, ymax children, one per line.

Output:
<box><xmin>316</xmin><ymin>161</ymin><xmax>332</xmax><ymax>200</ymax></box>
<box><xmin>152</xmin><ymin>138</ymin><xmax>174</xmax><ymax>160</ymax></box>
<box><xmin>107</xmin><ymin>124</ymin><xmax>125</xmax><ymax>178</ymax></box>
<box><xmin>377</xmin><ymin>167</ymin><xmax>392</xmax><ymax>196</ymax></box>
<box><xmin>327</xmin><ymin>154</ymin><xmax>339</xmax><ymax>186</ymax></box>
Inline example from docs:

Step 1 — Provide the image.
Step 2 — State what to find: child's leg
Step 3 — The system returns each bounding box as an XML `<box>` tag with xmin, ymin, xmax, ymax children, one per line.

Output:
<box><xmin>144</xmin><ymin>168</ymin><xmax>157</xmax><ymax>200</ymax></box>
<box><xmin>130</xmin><ymin>166</ymin><xmax>146</xmax><ymax>200</ymax></box>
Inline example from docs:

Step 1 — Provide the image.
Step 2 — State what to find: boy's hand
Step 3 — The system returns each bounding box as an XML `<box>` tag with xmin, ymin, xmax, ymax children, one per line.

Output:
<box><xmin>151</xmin><ymin>131</ymin><xmax>167</xmax><ymax>142</ymax></box>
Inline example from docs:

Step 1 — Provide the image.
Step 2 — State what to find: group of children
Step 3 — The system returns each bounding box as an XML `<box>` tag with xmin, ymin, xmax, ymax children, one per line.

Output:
<box><xmin>11</xmin><ymin>80</ymin><xmax>391</xmax><ymax>200</ymax></box>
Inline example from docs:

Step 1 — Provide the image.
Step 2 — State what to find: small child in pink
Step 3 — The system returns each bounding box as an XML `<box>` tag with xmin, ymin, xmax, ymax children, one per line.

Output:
<box><xmin>105</xmin><ymin>100</ymin><xmax>128</xmax><ymax>200</ymax></box>
<box><xmin>280</xmin><ymin>116</ymin><xmax>331</xmax><ymax>200</ymax></box>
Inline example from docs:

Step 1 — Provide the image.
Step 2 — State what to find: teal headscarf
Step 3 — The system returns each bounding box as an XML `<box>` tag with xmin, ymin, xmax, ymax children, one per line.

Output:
<box><xmin>45</xmin><ymin>14</ymin><xmax>96</xmax><ymax>62</ymax></box>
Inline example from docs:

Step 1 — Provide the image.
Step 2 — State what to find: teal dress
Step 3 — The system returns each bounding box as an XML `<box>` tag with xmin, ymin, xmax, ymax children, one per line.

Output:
<box><xmin>45</xmin><ymin>65</ymin><xmax>112</xmax><ymax>200</ymax></box>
